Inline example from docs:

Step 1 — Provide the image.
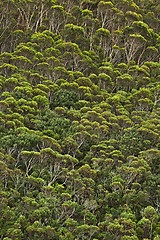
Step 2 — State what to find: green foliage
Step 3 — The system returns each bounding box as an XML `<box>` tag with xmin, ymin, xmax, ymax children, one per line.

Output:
<box><xmin>51</xmin><ymin>89</ymin><xmax>80</xmax><ymax>108</ymax></box>
<box><xmin>0</xmin><ymin>0</ymin><xmax>160</xmax><ymax>239</ymax></box>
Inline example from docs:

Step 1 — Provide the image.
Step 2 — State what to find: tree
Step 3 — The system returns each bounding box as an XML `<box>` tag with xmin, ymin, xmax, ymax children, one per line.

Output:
<box><xmin>137</xmin><ymin>207</ymin><xmax>158</xmax><ymax>240</ymax></box>
<box><xmin>95</xmin><ymin>28</ymin><xmax>111</xmax><ymax>56</ymax></box>
<box><xmin>31</xmin><ymin>32</ymin><xmax>54</xmax><ymax>51</ymax></box>
<box><xmin>49</xmin><ymin>5</ymin><xmax>66</xmax><ymax>34</ymax></box>
<box><xmin>124</xmin><ymin>33</ymin><xmax>147</xmax><ymax>64</ymax></box>
<box><xmin>63</xmin><ymin>24</ymin><xmax>84</xmax><ymax>44</ymax></box>
<box><xmin>97</xmin><ymin>1</ymin><xmax>114</xmax><ymax>28</ymax></box>
<box><xmin>75</xmin><ymin>224</ymin><xmax>99</xmax><ymax>240</ymax></box>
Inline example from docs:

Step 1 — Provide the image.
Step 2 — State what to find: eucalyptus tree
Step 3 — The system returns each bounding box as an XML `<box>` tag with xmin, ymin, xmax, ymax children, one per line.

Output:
<box><xmin>49</xmin><ymin>5</ymin><xmax>66</xmax><ymax>34</ymax></box>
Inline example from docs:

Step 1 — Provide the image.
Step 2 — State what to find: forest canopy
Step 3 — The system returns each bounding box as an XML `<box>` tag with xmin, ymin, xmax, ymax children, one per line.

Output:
<box><xmin>0</xmin><ymin>0</ymin><xmax>160</xmax><ymax>239</ymax></box>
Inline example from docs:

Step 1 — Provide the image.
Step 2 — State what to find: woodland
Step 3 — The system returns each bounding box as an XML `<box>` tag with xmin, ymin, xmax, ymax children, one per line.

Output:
<box><xmin>0</xmin><ymin>0</ymin><xmax>160</xmax><ymax>239</ymax></box>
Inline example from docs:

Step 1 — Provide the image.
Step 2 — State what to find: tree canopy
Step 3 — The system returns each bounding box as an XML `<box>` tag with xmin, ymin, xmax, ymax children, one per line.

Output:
<box><xmin>0</xmin><ymin>0</ymin><xmax>160</xmax><ymax>239</ymax></box>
